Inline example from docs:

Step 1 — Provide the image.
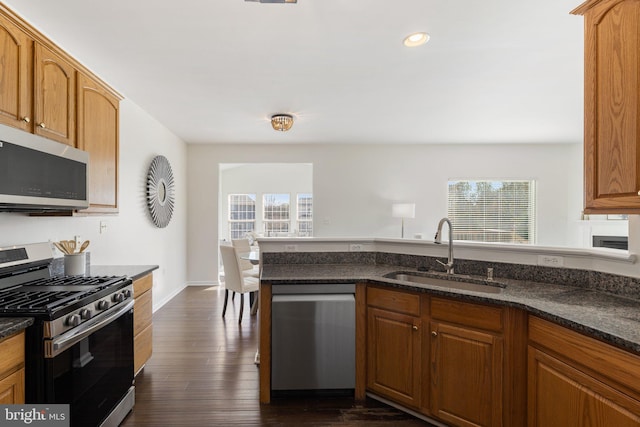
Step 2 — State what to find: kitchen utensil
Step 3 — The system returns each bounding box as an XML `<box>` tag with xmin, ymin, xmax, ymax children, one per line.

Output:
<box><xmin>78</xmin><ymin>240</ymin><xmax>90</xmax><ymax>253</ymax></box>
<box><xmin>53</xmin><ymin>242</ymin><xmax>69</xmax><ymax>255</ymax></box>
<box><xmin>60</xmin><ymin>240</ymin><xmax>73</xmax><ymax>254</ymax></box>
<box><xmin>67</xmin><ymin>240</ymin><xmax>77</xmax><ymax>253</ymax></box>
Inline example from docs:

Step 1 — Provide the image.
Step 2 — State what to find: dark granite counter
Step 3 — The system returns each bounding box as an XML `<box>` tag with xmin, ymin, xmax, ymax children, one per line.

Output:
<box><xmin>0</xmin><ymin>317</ymin><xmax>33</xmax><ymax>339</ymax></box>
<box><xmin>261</xmin><ymin>263</ymin><xmax>640</xmax><ymax>355</ymax></box>
<box><xmin>88</xmin><ymin>265</ymin><xmax>158</xmax><ymax>281</ymax></box>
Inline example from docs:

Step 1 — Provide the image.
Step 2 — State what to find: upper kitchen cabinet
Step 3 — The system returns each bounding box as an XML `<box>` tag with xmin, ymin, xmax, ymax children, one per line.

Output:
<box><xmin>33</xmin><ymin>43</ymin><xmax>76</xmax><ymax>147</ymax></box>
<box><xmin>77</xmin><ymin>73</ymin><xmax>119</xmax><ymax>212</ymax></box>
<box><xmin>0</xmin><ymin>13</ymin><xmax>32</xmax><ymax>132</ymax></box>
<box><xmin>573</xmin><ymin>0</ymin><xmax>640</xmax><ymax>213</ymax></box>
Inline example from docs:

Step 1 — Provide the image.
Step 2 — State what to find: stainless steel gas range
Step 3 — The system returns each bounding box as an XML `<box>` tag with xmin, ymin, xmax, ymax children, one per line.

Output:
<box><xmin>0</xmin><ymin>242</ymin><xmax>135</xmax><ymax>427</ymax></box>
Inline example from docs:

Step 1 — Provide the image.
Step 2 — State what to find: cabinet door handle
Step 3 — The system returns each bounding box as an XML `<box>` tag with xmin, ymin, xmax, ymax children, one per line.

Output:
<box><xmin>412</xmin><ymin>325</ymin><xmax>418</xmax><ymax>331</ymax></box>
<box><xmin>21</xmin><ymin>116</ymin><xmax>30</xmax><ymax>123</ymax></box>
<box><xmin>431</xmin><ymin>331</ymin><xmax>438</xmax><ymax>337</ymax></box>
<box><xmin>38</xmin><ymin>122</ymin><xmax>46</xmax><ymax>128</ymax></box>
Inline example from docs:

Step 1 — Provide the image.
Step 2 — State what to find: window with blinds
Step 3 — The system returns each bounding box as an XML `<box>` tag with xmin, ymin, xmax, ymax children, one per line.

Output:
<box><xmin>447</xmin><ymin>180</ymin><xmax>536</xmax><ymax>244</ymax></box>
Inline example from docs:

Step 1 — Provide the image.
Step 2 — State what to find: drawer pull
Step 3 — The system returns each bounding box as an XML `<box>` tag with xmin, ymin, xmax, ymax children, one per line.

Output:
<box><xmin>431</xmin><ymin>331</ymin><xmax>438</xmax><ymax>337</ymax></box>
<box><xmin>412</xmin><ymin>325</ymin><xmax>418</xmax><ymax>331</ymax></box>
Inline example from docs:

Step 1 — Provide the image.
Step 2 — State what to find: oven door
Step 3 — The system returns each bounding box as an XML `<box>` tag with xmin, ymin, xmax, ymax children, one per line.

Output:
<box><xmin>44</xmin><ymin>300</ymin><xmax>134</xmax><ymax>427</ymax></box>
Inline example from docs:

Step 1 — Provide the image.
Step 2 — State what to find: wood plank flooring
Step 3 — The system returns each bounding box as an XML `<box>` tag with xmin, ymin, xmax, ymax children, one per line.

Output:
<box><xmin>121</xmin><ymin>286</ymin><xmax>435</xmax><ymax>426</ymax></box>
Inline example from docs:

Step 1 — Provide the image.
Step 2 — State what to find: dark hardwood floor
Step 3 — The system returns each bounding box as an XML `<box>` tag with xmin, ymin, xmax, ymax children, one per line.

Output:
<box><xmin>121</xmin><ymin>286</ymin><xmax>435</xmax><ymax>426</ymax></box>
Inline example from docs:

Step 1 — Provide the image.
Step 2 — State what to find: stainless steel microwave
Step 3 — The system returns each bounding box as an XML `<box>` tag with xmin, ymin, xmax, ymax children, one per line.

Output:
<box><xmin>0</xmin><ymin>124</ymin><xmax>89</xmax><ymax>212</ymax></box>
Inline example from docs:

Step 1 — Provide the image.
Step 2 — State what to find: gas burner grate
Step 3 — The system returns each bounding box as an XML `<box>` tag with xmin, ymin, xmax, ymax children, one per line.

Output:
<box><xmin>0</xmin><ymin>275</ymin><xmax>129</xmax><ymax>315</ymax></box>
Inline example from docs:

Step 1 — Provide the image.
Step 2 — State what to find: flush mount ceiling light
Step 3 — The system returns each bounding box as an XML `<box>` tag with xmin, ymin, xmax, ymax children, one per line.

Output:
<box><xmin>271</xmin><ymin>114</ymin><xmax>294</xmax><ymax>131</ymax></box>
<box><xmin>403</xmin><ymin>32</ymin><xmax>430</xmax><ymax>47</ymax></box>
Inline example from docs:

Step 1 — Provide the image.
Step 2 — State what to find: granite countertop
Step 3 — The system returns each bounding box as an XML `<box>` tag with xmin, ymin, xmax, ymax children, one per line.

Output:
<box><xmin>0</xmin><ymin>317</ymin><xmax>34</xmax><ymax>340</ymax></box>
<box><xmin>87</xmin><ymin>265</ymin><xmax>158</xmax><ymax>281</ymax></box>
<box><xmin>261</xmin><ymin>263</ymin><xmax>640</xmax><ymax>355</ymax></box>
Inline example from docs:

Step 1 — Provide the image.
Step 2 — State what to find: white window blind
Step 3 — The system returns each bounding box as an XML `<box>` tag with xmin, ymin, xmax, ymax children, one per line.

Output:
<box><xmin>228</xmin><ymin>194</ymin><xmax>256</xmax><ymax>240</ymax></box>
<box><xmin>447</xmin><ymin>180</ymin><xmax>536</xmax><ymax>244</ymax></box>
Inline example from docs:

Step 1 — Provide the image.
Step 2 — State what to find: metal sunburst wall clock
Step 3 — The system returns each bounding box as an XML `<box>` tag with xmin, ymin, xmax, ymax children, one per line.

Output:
<box><xmin>146</xmin><ymin>155</ymin><xmax>175</xmax><ymax>228</ymax></box>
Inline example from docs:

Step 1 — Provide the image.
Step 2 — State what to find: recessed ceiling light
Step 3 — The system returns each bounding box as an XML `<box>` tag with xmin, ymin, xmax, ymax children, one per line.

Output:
<box><xmin>403</xmin><ymin>32</ymin><xmax>430</xmax><ymax>47</ymax></box>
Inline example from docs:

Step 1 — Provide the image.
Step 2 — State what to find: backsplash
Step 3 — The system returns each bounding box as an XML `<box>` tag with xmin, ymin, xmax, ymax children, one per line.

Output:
<box><xmin>262</xmin><ymin>251</ymin><xmax>640</xmax><ymax>300</ymax></box>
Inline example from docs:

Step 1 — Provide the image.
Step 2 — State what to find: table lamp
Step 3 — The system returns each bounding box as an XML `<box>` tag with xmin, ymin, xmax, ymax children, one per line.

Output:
<box><xmin>392</xmin><ymin>203</ymin><xmax>415</xmax><ymax>238</ymax></box>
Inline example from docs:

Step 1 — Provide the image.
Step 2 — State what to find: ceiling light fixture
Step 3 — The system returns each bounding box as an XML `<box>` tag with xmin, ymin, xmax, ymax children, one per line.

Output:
<box><xmin>403</xmin><ymin>32</ymin><xmax>430</xmax><ymax>47</ymax></box>
<box><xmin>271</xmin><ymin>114</ymin><xmax>294</xmax><ymax>131</ymax></box>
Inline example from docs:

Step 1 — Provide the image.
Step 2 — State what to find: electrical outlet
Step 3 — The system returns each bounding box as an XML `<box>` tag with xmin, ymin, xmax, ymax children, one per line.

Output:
<box><xmin>284</xmin><ymin>244</ymin><xmax>297</xmax><ymax>252</ymax></box>
<box><xmin>538</xmin><ymin>255</ymin><xmax>564</xmax><ymax>267</ymax></box>
<box><xmin>349</xmin><ymin>244</ymin><xmax>363</xmax><ymax>252</ymax></box>
<box><xmin>99</xmin><ymin>221</ymin><xmax>108</xmax><ymax>234</ymax></box>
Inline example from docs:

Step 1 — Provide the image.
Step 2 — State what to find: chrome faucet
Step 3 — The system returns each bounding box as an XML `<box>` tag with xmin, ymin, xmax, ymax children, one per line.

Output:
<box><xmin>434</xmin><ymin>217</ymin><xmax>454</xmax><ymax>274</ymax></box>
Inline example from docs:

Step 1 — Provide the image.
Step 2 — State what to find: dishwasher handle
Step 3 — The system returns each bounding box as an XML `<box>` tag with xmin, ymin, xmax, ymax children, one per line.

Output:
<box><xmin>271</xmin><ymin>283</ymin><xmax>355</xmax><ymax>294</ymax></box>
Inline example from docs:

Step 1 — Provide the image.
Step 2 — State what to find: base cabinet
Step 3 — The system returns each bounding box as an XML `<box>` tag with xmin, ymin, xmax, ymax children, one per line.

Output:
<box><xmin>528</xmin><ymin>316</ymin><xmax>640</xmax><ymax>427</ymax></box>
<box><xmin>0</xmin><ymin>331</ymin><xmax>25</xmax><ymax>404</ymax></box>
<box><xmin>366</xmin><ymin>286</ymin><xmax>422</xmax><ymax>408</ymax></box>
<box><xmin>133</xmin><ymin>274</ymin><xmax>153</xmax><ymax>375</ymax></box>
<box><xmin>429</xmin><ymin>297</ymin><xmax>505</xmax><ymax>427</ymax></box>
<box><xmin>365</xmin><ymin>287</ymin><xmax>512</xmax><ymax>427</ymax></box>
<box><xmin>430</xmin><ymin>320</ymin><xmax>503</xmax><ymax>427</ymax></box>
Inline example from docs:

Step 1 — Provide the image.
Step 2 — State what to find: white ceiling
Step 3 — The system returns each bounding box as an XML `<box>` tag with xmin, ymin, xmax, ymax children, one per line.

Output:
<box><xmin>4</xmin><ymin>0</ymin><xmax>585</xmax><ymax>145</ymax></box>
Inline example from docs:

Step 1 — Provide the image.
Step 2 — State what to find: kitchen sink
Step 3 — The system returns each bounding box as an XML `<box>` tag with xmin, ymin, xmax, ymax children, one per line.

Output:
<box><xmin>383</xmin><ymin>271</ymin><xmax>504</xmax><ymax>294</ymax></box>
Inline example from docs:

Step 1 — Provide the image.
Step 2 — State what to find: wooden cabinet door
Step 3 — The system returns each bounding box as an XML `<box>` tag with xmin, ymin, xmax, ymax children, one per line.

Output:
<box><xmin>367</xmin><ymin>307</ymin><xmax>421</xmax><ymax>408</ymax></box>
<box><xmin>528</xmin><ymin>346</ymin><xmax>640</xmax><ymax>427</ymax></box>
<box><xmin>33</xmin><ymin>42</ymin><xmax>75</xmax><ymax>146</ymax></box>
<box><xmin>77</xmin><ymin>73</ymin><xmax>119</xmax><ymax>212</ymax></box>
<box><xmin>0</xmin><ymin>368</ymin><xmax>24</xmax><ymax>404</ymax></box>
<box><xmin>0</xmin><ymin>15</ymin><xmax>32</xmax><ymax>131</ymax></box>
<box><xmin>573</xmin><ymin>0</ymin><xmax>640</xmax><ymax>213</ymax></box>
<box><xmin>430</xmin><ymin>321</ymin><xmax>503</xmax><ymax>427</ymax></box>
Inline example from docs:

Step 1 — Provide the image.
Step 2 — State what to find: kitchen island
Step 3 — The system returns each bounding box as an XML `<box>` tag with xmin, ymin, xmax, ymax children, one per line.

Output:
<box><xmin>258</xmin><ymin>248</ymin><xmax>640</xmax><ymax>427</ymax></box>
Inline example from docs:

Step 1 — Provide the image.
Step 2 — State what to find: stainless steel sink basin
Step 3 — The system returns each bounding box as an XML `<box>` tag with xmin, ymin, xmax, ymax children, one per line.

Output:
<box><xmin>383</xmin><ymin>272</ymin><xmax>504</xmax><ymax>294</ymax></box>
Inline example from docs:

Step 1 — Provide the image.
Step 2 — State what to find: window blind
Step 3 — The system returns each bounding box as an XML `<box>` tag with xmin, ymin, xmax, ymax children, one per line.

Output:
<box><xmin>447</xmin><ymin>180</ymin><xmax>536</xmax><ymax>244</ymax></box>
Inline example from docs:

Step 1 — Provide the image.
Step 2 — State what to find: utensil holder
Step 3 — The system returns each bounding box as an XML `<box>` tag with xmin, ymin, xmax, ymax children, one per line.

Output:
<box><xmin>64</xmin><ymin>253</ymin><xmax>86</xmax><ymax>276</ymax></box>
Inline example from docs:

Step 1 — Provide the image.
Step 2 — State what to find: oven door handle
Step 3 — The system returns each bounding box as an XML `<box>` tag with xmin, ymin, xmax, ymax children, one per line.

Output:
<box><xmin>45</xmin><ymin>299</ymin><xmax>135</xmax><ymax>358</ymax></box>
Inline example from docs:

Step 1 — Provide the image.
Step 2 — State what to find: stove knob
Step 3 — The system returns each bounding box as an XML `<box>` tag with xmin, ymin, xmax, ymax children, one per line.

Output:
<box><xmin>66</xmin><ymin>314</ymin><xmax>81</xmax><ymax>327</ymax></box>
<box><xmin>123</xmin><ymin>289</ymin><xmax>132</xmax><ymax>299</ymax></box>
<box><xmin>96</xmin><ymin>300</ymin><xmax>110</xmax><ymax>311</ymax></box>
<box><xmin>112</xmin><ymin>292</ymin><xmax>125</xmax><ymax>303</ymax></box>
<box><xmin>79</xmin><ymin>308</ymin><xmax>92</xmax><ymax>320</ymax></box>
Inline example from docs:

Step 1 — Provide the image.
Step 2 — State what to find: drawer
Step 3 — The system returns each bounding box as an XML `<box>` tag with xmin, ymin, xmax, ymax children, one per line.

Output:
<box><xmin>367</xmin><ymin>286</ymin><xmax>420</xmax><ymax>316</ymax></box>
<box><xmin>0</xmin><ymin>332</ymin><xmax>24</xmax><ymax>377</ymax></box>
<box><xmin>431</xmin><ymin>297</ymin><xmax>503</xmax><ymax>332</ymax></box>
<box><xmin>133</xmin><ymin>273</ymin><xmax>153</xmax><ymax>297</ymax></box>
<box><xmin>134</xmin><ymin>323</ymin><xmax>153</xmax><ymax>375</ymax></box>
<box><xmin>529</xmin><ymin>316</ymin><xmax>640</xmax><ymax>399</ymax></box>
<box><xmin>134</xmin><ymin>289</ymin><xmax>153</xmax><ymax>336</ymax></box>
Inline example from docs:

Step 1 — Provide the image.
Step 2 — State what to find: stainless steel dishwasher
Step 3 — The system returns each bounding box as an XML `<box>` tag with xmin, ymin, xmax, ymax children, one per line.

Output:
<box><xmin>271</xmin><ymin>284</ymin><xmax>355</xmax><ymax>393</ymax></box>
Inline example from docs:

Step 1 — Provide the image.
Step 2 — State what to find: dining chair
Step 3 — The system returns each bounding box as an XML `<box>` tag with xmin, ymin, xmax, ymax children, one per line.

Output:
<box><xmin>220</xmin><ymin>245</ymin><xmax>259</xmax><ymax>323</ymax></box>
<box><xmin>232</xmin><ymin>238</ymin><xmax>260</xmax><ymax>278</ymax></box>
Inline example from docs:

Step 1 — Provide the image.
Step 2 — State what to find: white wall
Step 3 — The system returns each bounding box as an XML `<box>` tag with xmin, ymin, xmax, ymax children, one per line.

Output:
<box><xmin>0</xmin><ymin>99</ymin><xmax>188</xmax><ymax>311</ymax></box>
<box><xmin>187</xmin><ymin>142</ymin><xmax>583</xmax><ymax>283</ymax></box>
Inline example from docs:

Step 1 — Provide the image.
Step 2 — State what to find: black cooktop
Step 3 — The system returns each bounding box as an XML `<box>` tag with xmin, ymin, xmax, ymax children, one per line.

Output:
<box><xmin>0</xmin><ymin>275</ymin><xmax>130</xmax><ymax>317</ymax></box>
